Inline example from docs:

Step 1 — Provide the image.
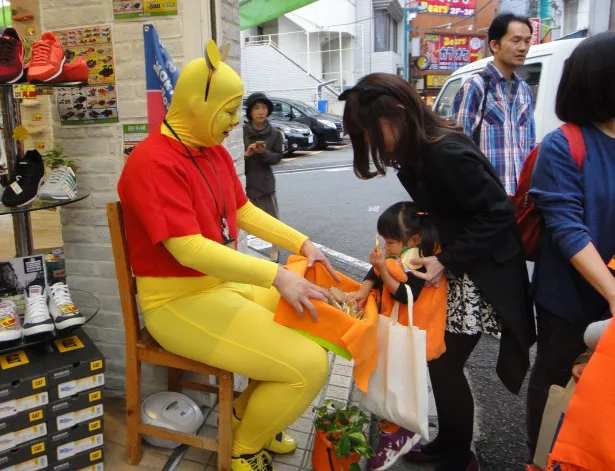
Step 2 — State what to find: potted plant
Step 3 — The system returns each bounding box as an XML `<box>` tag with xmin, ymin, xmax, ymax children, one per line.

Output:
<box><xmin>42</xmin><ymin>147</ymin><xmax>77</xmax><ymax>172</ymax></box>
<box><xmin>312</xmin><ymin>400</ymin><xmax>373</xmax><ymax>471</ymax></box>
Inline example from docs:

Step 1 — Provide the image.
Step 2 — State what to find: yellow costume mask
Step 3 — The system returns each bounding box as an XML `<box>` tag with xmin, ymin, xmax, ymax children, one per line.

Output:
<box><xmin>163</xmin><ymin>40</ymin><xmax>243</xmax><ymax>148</ymax></box>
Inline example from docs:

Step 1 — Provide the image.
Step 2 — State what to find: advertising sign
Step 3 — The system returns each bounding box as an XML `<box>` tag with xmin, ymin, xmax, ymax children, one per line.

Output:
<box><xmin>530</xmin><ymin>17</ymin><xmax>541</xmax><ymax>45</ymax></box>
<box><xmin>422</xmin><ymin>34</ymin><xmax>485</xmax><ymax>71</ymax></box>
<box><xmin>425</xmin><ymin>75</ymin><xmax>448</xmax><ymax>89</ymax></box>
<box><xmin>419</xmin><ymin>0</ymin><xmax>476</xmax><ymax>17</ymax></box>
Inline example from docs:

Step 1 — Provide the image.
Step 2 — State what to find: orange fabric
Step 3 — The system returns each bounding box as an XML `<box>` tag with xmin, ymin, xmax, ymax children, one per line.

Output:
<box><xmin>608</xmin><ymin>256</ymin><xmax>615</xmax><ymax>271</ymax></box>
<box><xmin>273</xmin><ymin>256</ymin><xmax>378</xmax><ymax>393</ymax></box>
<box><xmin>547</xmin><ymin>319</ymin><xmax>615</xmax><ymax>470</ymax></box>
<box><xmin>375</xmin><ymin>259</ymin><xmax>447</xmax><ymax>361</ymax></box>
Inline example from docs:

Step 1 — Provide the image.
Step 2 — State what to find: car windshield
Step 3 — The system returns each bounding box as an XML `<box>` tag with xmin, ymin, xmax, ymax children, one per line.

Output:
<box><xmin>291</xmin><ymin>101</ymin><xmax>320</xmax><ymax>116</ymax></box>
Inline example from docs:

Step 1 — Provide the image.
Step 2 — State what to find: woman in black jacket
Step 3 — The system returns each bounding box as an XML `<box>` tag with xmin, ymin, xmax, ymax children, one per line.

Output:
<box><xmin>340</xmin><ymin>74</ymin><xmax>535</xmax><ymax>471</ymax></box>
<box><xmin>243</xmin><ymin>92</ymin><xmax>285</xmax><ymax>262</ymax></box>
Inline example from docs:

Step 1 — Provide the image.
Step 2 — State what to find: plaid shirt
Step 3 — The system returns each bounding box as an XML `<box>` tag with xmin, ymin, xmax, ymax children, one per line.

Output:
<box><xmin>452</xmin><ymin>62</ymin><xmax>536</xmax><ymax>195</ymax></box>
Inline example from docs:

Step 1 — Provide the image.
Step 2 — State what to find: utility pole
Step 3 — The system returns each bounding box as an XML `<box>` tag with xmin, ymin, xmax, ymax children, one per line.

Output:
<box><xmin>403</xmin><ymin>1</ymin><xmax>427</xmax><ymax>81</ymax></box>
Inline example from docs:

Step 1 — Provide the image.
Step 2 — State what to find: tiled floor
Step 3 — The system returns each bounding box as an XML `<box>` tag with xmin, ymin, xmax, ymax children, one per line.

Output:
<box><xmin>103</xmin><ymin>354</ymin><xmax>358</xmax><ymax>470</ymax></box>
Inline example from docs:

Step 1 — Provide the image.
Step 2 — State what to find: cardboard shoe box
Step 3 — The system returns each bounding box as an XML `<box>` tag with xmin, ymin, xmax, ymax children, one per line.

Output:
<box><xmin>49</xmin><ymin>446</ymin><xmax>103</xmax><ymax>471</ymax></box>
<box><xmin>0</xmin><ymin>437</ymin><xmax>48</xmax><ymax>470</ymax></box>
<box><xmin>0</xmin><ymin>348</ymin><xmax>48</xmax><ymax>421</ymax></box>
<box><xmin>0</xmin><ymin>406</ymin><xmax>47</xmax><ymax>453</ymax></box>
<box><xmin>39</xmin><ymin>332</ymin><xmax>105</xmax><ymax>402</ymax></box>
<box><xmin>48</xmin><ymin>417</ymin><xmax>104</xmax><ymax>464</ymax></box>
<box><xmin>47</xmin><ymin>388</ymin><xmax>103</xmax><ymax>434</ymax></box>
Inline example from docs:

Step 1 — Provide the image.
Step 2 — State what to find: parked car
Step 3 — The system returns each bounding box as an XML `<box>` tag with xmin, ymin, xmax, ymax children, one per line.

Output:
<box><xmin>269</xmin><ymin>98</ymin><xmax>344</xmax><ymax>149</ymax></box>
<box><xmin>432</xmin><ymin>38</ymin><xmax>585</xmax><ymax>143</ymax></box>
<box><xmin>270</xmin><ymin>119</ymin><xmax>314</xmax><ymax>156</ymax></box>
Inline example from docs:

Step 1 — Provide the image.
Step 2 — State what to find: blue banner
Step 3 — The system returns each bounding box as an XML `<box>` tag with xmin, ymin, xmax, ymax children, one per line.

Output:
<box><xmin>143</xmin><ymin>24</ymin><xmax>179</xmax><ymax>129</ymax></box>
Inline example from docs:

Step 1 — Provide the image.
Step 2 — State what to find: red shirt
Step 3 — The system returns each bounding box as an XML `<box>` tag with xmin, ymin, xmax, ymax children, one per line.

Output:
<box><xmin>117</xmin><ymin>132</ymin><xmax>248</xmax><ymax>277</ymax></box>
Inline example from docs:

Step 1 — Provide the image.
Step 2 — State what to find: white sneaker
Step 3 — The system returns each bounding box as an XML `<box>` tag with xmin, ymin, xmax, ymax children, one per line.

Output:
<box><xmin>0</xmin><ymin>300</ymin><xmax>22</xmax><ymax>342</ymax></box>
<box><xmin>39</xmin><ymin>166</ymin><xmax>77</xmax><ymax>200</ymax></box>
<box><xmin>48</xmin><ymin>280</ymin><xmax>84</xmax><ymax>330</ymax></box>
<box><xmin>22</xmin><ymin>284</ymin><xmax>54</xmax><ymax>336</ymax></box>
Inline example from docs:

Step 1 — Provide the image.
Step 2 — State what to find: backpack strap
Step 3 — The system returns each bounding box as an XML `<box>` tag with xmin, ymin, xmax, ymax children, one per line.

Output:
<box><xmin>472</xmin><ymin>70</ymin><xmax>492</xmax><ymax>147</ymax></box>
<box><xmin>560</xmin><ymin>123</ymin><xmax>586</xmax><ymax>168</ymax></box>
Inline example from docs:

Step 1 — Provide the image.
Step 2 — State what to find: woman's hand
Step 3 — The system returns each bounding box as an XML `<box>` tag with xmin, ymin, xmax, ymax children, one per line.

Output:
<box><xmin>409</xmin><ymin>256</ymin><xmax>446</xmax><ymax>288</ymax></box>
<box><xmin>369</xmin><ymin>247</ymin><xmax>386</xmax><ymax>272</ymax></box>
<box><xmin>273</xmin><ymin>266</ymin><xmax>331</xmax><ymax>321</ymax></box>
<box><xmin>245</xmin><ymin>143</ymin><xmax>257</xmax><ymax>157</ymax></box>
<box><xmin>255</xmin><ymin>142</ymin><xmax>266</xmax><ymax>153</ymax></box>
<box><xmin>300</xmin><ymin>239</ymin><xmax>340</xmax><ymax>282</ymax></box>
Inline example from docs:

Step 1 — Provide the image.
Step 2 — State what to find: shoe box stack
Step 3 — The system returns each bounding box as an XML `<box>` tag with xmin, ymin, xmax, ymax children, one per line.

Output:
<box><xmin>0</xmin><ymin>331</ymin><xmax>106</xmax><ymax>470</ymax></box>
<box><xmin>0</xmin><ymin>26</ymin><xmax>82</xmax><ymax>209</ymax></box>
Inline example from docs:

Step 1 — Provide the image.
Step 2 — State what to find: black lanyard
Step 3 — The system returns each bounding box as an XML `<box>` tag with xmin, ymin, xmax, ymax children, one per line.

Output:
<box><xmin>163</xmin><ymin>120</ymin><xmax>234</xmax><ymax>244</ymax></box>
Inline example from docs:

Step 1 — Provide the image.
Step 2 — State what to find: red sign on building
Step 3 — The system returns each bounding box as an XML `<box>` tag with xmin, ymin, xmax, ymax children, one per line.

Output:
<box><xmin>419</xmin><ymin>0</ymin><xmax>477</xmax><ymax>17</ymax></box>
<box><xmin>422</xmin><ymin>34</ymin><xmax>485</xmax><ymax>71</ymax></box>
<box><xmin>530</xmin><ymin>18</ymin><xmax>541</xmax><ymax>45</ymax></box>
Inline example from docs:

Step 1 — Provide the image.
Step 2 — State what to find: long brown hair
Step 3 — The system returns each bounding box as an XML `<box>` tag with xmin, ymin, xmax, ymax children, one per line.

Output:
<box><xmin>341</xmin><ymin>73</ymin><xmax>458</xmax><ymax>179</ymax></box>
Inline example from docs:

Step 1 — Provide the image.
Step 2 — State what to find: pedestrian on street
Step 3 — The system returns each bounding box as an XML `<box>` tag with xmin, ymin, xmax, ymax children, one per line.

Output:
<box><xmin>526</xmin><ymin>32</ymin><xmax>615</xmax><ymax>465</ymax></box>
<box><xmin>452</xmin><ymin>13</ymin><xmax>536</xmax><ymax>195</ymax></box>
<box><xmin>340</xmin><ymin>73</ymin><xmax>535</xmax><ymax>471</ymax></box>
<box><xmin>244</xmin><ymin>92</ymin><xmax>285</xmax><ymax>263</ymax></box>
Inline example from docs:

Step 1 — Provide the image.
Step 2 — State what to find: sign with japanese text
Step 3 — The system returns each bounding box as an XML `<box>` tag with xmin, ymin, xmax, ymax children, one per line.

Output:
<box><xmin>425</xmin><ymin>75</ymin><xmax>448</xmax><ymax>89</ymax></box>
<box><xmin>422</xmin><ymin>34</ymin><xmax>485</xmax><ymax>71</ymax></box>
<box><xmin>530</xmin><ymin>18</ymin><xmax>541</xmax><ymax>45</ymax></box>
<box><xmin>419</xmin><ymin>0</ymin><xmax>476</xmax><ymax>17</ymax></box>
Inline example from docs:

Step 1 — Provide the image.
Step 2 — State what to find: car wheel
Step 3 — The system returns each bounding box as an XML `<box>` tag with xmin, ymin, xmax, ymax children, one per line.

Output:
<box><xmin>316</xmin><ymin>134</ymin><xmax>328</xmax><ymax>150</ymax></box>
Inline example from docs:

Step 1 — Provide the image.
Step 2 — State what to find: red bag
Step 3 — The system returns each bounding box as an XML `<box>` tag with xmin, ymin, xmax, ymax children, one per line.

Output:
<box><xmin>512</xmin><ymin>123</ymin><xmax>586</xmax><ymax>261</ymax></box>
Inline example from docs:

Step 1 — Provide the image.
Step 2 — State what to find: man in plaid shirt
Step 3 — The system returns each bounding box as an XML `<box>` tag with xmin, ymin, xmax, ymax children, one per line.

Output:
<box><xmin>453</xmin><ymin>13</ymin><xmax>536</xmax><ymax>195</ymax></box>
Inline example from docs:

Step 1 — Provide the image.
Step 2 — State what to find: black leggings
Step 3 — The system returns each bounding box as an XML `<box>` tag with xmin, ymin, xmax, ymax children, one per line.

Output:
<box><xmin>426</xmin><ymin>331</ymin><xmax>481</xmax><ymax>461</ymax></box>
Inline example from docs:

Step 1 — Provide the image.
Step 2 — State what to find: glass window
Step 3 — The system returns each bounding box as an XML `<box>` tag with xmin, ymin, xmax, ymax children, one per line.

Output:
<box><xmin>434</xmin><ymin>78</ymin><xmax>462</xmax><ymax>120</ymax></box>
<box><xmin>374</xmin><ymin>11</ymin><xmax>397</xmax><ymax>52</ymax></box>
<box><xmin>271</xmin><ymin>102</ymin><xmax>292</xmax><ymax>119</ymax></box>
<box><xmin>515</xmin><ymin>62</ymin><xmax>543</xmax><ymax>108</ymax></box>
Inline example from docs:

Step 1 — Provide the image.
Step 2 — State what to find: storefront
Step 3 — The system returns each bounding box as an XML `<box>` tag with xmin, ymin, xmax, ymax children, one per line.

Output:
<box><xmin>0</xmin><ymin>0</ymin><xmax>243</xmax><ymax>467</ymax></box>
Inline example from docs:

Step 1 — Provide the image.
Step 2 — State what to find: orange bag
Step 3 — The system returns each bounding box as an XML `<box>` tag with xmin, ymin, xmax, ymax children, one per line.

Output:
<box><xmin>375</xmin><ymin>259</ymin><xmax>447</xmax><ymax>361</ymax></box>
<box><xmin>547</xmin><ymin>318</ymin><xmax>615</xmax><ymax>470</ymax></box>
<box><xmin>273</xmin><ymin>256</ymin><xmax>379</xmax><ymax>393</ymax></box>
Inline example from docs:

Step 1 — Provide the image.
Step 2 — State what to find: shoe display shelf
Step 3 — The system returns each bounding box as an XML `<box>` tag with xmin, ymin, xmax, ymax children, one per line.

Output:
<box><xmin>0</xmin><ymin>82</ymin><xmax>89</xmax><ymax>257</ymax></box>
<box><xmin>0</xmin><ymin>288</ymin><xmax>99</xmax><ymax>355</ymax></box>
<box><xmin>0</xmin><ymin>83</ymin><xmax>99</xmax><ymax>355</ymax></box>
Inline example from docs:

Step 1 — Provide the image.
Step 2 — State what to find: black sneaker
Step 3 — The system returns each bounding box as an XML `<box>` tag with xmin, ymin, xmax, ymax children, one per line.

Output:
<box><xmin>1</xmin><ymin>150</ymin><xmax>45</xmax><ymax>207</ymax></box>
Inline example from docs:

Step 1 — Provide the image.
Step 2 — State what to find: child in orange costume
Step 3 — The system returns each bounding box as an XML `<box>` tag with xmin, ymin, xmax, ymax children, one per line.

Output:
<box><xmin>350</xmin><ymin>202</ymin><xmax>446</xmax><ymax>471</ymax></box>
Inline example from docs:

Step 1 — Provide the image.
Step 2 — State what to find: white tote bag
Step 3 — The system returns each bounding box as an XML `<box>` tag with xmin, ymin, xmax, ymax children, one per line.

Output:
<box><xmin>360</xmin><ymin>285</ymin><xmax>430</xmax><ymax>438</ymax></box>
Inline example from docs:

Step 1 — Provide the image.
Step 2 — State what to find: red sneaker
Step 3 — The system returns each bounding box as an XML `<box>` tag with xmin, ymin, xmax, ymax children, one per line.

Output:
<box><xmin>0</xmin><ymin>28</ymin><xmax>25</xmax><ymax>83</ymax></box>
<box><xmin>50</xmin><ymin>56</ymin><xmax>88</xmax><ymax>84</ymax></box>
<box><xmin>27</xmin><ymin>32</ymin><xmax>65</xmax><ymax>82</ymax></box>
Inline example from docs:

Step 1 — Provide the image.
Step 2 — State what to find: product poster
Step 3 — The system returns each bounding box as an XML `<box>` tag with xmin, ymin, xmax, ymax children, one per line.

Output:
<box><xmin>113</xmin><ymin>0</ymin><xmax>178</xmax><ymax>20</ymax></box>
<box><xmin>419</xmin><ymin>0</ymin><xmax>476</xmax><ymax>17</ymax></box>
<box><xmin>123</xmin><ymin>123</ymin><xmax>149</xmax><ymax>160</ymax></box>
<box><xmin>0</xmin><ymin>255</ymin><xmax>46</xmax><ymax>316</ymax></box>
<box><xmin>54</xmin><ymin>25</ymin><xmax>119</xmax><ymax>125</ymax></box>
<box><xmin>422</xmin><ymin>34</ymin><xmax>485</xmax><ymax>71</ymax></box>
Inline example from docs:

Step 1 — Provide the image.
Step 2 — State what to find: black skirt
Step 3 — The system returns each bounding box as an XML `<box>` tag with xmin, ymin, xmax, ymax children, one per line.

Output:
<box><xmin>250</xmin><ymin>192</ymin><xmax>279</xmax><ymax>219</ymax></box>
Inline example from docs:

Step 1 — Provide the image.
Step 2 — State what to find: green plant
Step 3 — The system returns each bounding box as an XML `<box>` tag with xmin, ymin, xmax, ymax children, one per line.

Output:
<box><xmin>42</xmin><ymin>147</ymin><xmax>76</xmax><ymax>171</ymax></box>
<box><xmin>313</xmin><ymin>400</ymin><xmax>374</xmax><ymax>469</ymax></box>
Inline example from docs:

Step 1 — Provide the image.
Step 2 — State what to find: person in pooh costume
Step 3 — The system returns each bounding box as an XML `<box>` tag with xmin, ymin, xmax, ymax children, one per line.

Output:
<box><xmin>118</xmin><ymin>41</ymin><xmax>339</xmax><ymax>471</ymax></box>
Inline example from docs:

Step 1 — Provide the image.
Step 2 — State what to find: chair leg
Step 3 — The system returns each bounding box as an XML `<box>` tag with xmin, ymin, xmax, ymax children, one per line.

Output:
<box><xmin>218</xmin><ymin>371</ymin><xmax>234</xmax><ymax>471</ymax></box>
<box><xmin>168</xmin><ymin>367</ymin><xmax>181</xmax><ymax>392</ymax></box>
<box><xmin>126</xmin><ymin>357</ymin><xmax>143</xmax><ymax>465</ymax></box>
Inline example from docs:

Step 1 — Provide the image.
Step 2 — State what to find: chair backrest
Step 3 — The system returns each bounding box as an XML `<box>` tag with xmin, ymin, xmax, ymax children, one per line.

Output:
<box><xmin>106</xmin><ymin>201</ymin><xmax>140</xmax><ymax>347</ymax></box>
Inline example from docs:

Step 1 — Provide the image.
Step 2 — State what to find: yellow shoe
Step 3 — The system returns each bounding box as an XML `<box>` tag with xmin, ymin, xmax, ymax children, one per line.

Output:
<box><xmin>264</xmin><ymin>432</ymin><xmax>297</xmax><ymax>454</ymax></box>
<box><xmin>231</xmin><ymin>449</ymin><xmax>274</xmax><ymax>471</ymax></box>
<box><xmin>232</xmin><ymin>414</ymin><xmax>297</xmax><ymax>455</ymax></box>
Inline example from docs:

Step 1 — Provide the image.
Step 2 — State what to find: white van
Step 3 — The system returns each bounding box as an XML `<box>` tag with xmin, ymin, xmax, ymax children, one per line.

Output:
<box><xmin>432</xmin><ymin>38</ymin><xmax>585</xmax><ymax>143</ymax></box>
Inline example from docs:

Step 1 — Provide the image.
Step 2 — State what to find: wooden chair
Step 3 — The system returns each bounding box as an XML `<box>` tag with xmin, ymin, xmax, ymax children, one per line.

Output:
<box><xmin>107</xmin><ymin>201</ymin><xmax>235</xmax><ymax>470</ymax></box>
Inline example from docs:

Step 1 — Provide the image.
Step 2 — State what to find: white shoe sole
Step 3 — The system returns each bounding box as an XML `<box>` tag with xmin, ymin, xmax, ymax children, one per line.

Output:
<box><xmin>54</xmin><ymin>316</ymin><xmax>85</xmax><ymax>330</ymax></box>
<box><xmin>15</xmin><ymin>178</ymin><xmax>44</xmax><ymax>207</ymax></box>
<box><xmin>23</xmin><ymin>323</ymin><xmax>54</xmax><ymax>336</ymax></box>
<box><xmin>0</xmin><ymin>330</ymin><xmax>22</xmax><ymax>342</ymax></box>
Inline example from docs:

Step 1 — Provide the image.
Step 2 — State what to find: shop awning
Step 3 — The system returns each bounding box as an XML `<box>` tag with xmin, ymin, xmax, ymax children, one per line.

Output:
<box><xmin>240</xmin><ymin>0</ymin><xmax>318</xmax><ymax>30</ymax></box>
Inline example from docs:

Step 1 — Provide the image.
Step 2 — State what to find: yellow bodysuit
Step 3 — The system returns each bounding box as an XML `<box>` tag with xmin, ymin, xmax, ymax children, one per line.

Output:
<box><xmin>118</xmin><ymin>41</ymin><xmax>328</xmax><ymax>464</ymax></box>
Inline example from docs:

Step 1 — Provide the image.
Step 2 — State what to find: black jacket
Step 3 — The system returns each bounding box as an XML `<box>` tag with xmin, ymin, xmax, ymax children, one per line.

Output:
<box><xmin>397</xmin><ymin>132</ymin><xmax>536</xmax><ymax>394</ymax></box>
<box><xmin>243</xmin><ymin>123</ymin><xmax>284</xmax><ymax>199</ymax></box>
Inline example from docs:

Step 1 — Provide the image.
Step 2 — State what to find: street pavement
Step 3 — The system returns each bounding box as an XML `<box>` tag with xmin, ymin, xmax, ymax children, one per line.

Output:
<box><xmin>256</xmin><ymin>145</ymin><xmax>534</xmax><ymax>470</ymax></box>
